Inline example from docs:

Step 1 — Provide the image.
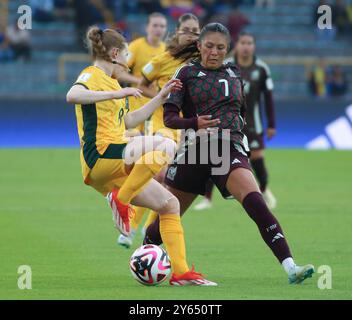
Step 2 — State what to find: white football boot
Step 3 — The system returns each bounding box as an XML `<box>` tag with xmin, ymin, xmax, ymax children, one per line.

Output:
<box><xmin>194</xmin><ymin>198</ymin><xmax>212</xmax><ymax>211</ymax></box>
<box><xmin>288</xmin><ymin>264</ymin><xmax>315</xmax><ymax>284</ymax></box>
<box><xmin>117</xmin><ymin>229</ymin><xmax>136</xmax><ymax>249</ymax></box>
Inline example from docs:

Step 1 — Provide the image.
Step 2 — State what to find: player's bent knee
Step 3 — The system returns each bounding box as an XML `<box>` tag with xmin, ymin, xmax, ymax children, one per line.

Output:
<box><xmin>158</xmin><ymin>195</ymin><xmax>180</xmax><ymax>214</ymax></box>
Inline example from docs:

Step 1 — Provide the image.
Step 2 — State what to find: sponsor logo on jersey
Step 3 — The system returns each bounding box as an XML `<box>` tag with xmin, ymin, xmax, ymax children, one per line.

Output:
<box><xmin>166</xmin><ymin>166</ymin><xmax>177</xmax><ymax>181</ymax></box>
<box><xmin>197</xmin><ymin>71</ymin><xmax>206</xmax><ymax>77</ymax></box>
<box><xmin>232</xmin><ymin>158</ymin><xmax>241</xmax><ymax>164</ymax></box>
<box><xmin>226</xmin><ymin>68</ymin><xmax>237</xmax><ymax>78</ymax></box>
<box><xmin>77</xmin><ymin>73</ymin><xmax>92</xmax><ymax>83</ymax></box>
<box><xmin>143</xmin><ymin>62</ymin><xmax>154</xmax><ymax>75</ymax></box>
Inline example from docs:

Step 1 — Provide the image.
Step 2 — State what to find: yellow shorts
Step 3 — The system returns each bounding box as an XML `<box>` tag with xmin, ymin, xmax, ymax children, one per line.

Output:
<box><xmin>87</xmin><ymin>158</ymin><xmax>128</xmax><ymax>196</ymax></box>
<box><xmin>83</xmin><ymin>143</ymin><xmax>129</xmax><ymax>196</ymax></box>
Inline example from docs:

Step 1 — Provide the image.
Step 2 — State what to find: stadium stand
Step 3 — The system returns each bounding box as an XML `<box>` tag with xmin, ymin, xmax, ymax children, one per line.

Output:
<box><xmin>0</xmin><ymin>0</ymin><xmax>351</xmax><ymax>98</ymax></box>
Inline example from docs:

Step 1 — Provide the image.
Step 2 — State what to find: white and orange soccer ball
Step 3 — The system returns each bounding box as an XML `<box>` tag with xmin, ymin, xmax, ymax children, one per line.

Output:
<box><xmin>129</xmin><ymin>244</ymin><xmax>171</xmax><ymax>286</ymax></box>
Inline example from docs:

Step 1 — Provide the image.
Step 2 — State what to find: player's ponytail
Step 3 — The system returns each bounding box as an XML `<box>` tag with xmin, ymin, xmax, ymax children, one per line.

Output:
<box><xmin>167</xmin><ymin>13</ymin><xmax>200</xmax><ymax>61</ymax></box>
<box><xmin>168</xmin><ymin>40</ymin><xmax>200</xmax><ymax>61</ymax></box>
<box><xmin>86</xmin><ymin>26</ymin><xmax>126</xmax><ymax>63</ymax></box>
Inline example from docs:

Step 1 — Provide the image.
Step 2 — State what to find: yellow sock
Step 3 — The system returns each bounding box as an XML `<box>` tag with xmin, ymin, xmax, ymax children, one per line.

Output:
<box><xmin>159</xmin><ymin>213</ymin><xmax>189</xmax><ymax>275</ymax></box>
<box><xmin>118</xmin><ymin>151</ymin><xmax>169</xmax><ymax>204</ymax></box>
<box><xmin>131</xmin><ymin>206</ymin><xmax>147</xmax><ymax>230</ymax></box>
<box><xmin>143</xmin><ymin>211</ymin><xmax>158</xmax><ymax>230</ymax></box>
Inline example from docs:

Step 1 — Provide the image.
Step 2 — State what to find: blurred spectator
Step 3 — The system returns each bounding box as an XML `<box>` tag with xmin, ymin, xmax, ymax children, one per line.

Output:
<box><xmin>6</xmin><ymin>24</ymin><xmax>32</xmax><ymax>61</ymax></box>
<box><xmin>332</xmin><ymin>0</ymin><xmax>350</xmax><ymax>35</ymax></box>
<box><xmin>161</xmin><ymin>0</ymin><xmax>204</xmax><ymax>20</ymax></box>
<box><xmin>256</xmin><ymin>0</ymin><xmax>275</xmax><ymax>8</ymax></box>
<box><xmin>326</xmin><ymin>65</ymin><xmax>348</xmax><ymax>96</ymax></box>
<box><xmin>30</xmin><ymin>0</ymin><xmax>73</xmax><ymax>23</ymax></box>
<box><xmin>227</xmin><ymin>8</ymin><xmax>250</xmax><ymax>43</ymax></box>
<box><xmin>200</xmin><ymin>0</ymin><xmax>241</xmax><ymax>25</ymax></box>
<box><xmin>138</xmin><ymin>0</ymin><xmax>164</xmax><ymax>14</ymax></box>
<box><xmin>70</xmin><ymin>0</ymin><xmax>114</xmax><ymax>49</ymax></box>
<box><xmin>0</xmin><ymin>25</ymin><xmax>13</xmax><ymax>62</ymax></box>
<box><xmin>347</xmin><ymin>0</ymin><xmax>352</xmax><ymax>29</ymax></box>
<box><xmin>308</xmin><ymin>58</ymin><xmax>328</xmax><ymax>97</ymax></box>
<box><xmin>30</xmin><ymin>0</ymin><xmax>55</xmax><ymax>22</ymax></box>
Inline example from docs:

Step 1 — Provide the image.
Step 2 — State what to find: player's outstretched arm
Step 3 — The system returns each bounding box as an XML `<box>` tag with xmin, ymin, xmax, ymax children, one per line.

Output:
<box><xmin>115</xmin><ymin>70</ymin><xmax>141</xmax><ymax>86</ymax></box>
<box><xmin>66</xmin><ymin>84</ymin><xmax>142</xmax><ymax>104</ymax></box>
<box><xmin>164</xmin><ymin>104</ymin><xmax>220</xmax><ymax>131</ymax></box>
<box><xmin>137</xmin><ymin>77</ymin><xmax>159</xmax><ymax>98</ymax></box>
<box><xmin>124</xmin><ymin>79</ymin><xmax>182</xmax><ymax>129</ymax></box>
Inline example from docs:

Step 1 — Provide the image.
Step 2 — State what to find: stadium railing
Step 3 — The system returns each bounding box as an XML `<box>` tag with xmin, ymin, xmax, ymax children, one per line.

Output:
<box><xmin>57</xmin><ymin>53</ymin><xmax>352</xmax><ymax>83</ymax></box>
<box><xmin>58</xmin><ymin>53</ymin><xmax>91</xmax><ymax>83</ymax></box>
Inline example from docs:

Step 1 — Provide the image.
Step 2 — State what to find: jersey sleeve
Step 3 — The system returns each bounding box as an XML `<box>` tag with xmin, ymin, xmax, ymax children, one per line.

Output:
<box><xmin>258</xmin><ymin>61</ymin><xmax>276</xmax><ymax>128</ymax></box>
<box><xmin>141</xmin><ymin>55</ymin><xmax>162</xmax><ymax>83</ymax></box>
<box><xmin>74</xmin><ymin>70</ymin><xmax>98</xmax><ymax>91</ymax></box>
<box><xmin>260</xmin><ymin>61</ymin><xmax>274</xmax><ymax>92</ymax></box>
<box><xmin>165</xmin><ymin>65</ymin><xmax>188</xmax><ymax>110</ymax></box>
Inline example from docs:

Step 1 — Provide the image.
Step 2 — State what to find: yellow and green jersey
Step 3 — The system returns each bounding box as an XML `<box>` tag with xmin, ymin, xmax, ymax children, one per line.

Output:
<box><xmin>127</xmin><ymin>37</ymin><xmax>166</xmax><ymax>114</ymax></box>
<box><xmin>141</xmin><ymin>51</ymin><xmax>185</xmax><ymax>136</ymax></box>
<box><xmin>74</xmin><ymin>65</ymin><xmax>128</xmax><ymax>182</ymax></box>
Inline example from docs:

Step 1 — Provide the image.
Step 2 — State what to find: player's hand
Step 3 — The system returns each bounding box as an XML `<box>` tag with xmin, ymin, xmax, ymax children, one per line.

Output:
<box><xmin>267</xmin><ymin>127</ymin><xmax>276</xmax><ymax>140</ymax></box>
<box><xmin>116</xmin><ymin>87</ymin><xmax>143</xmax><ymax>99</ymax></box>
<box><xmin>158</xmin><ymin>79</ymin><xmax>183</xmax><ymax>100</ymax></box>
<box><xmin>197</xmin><ymin>115</ymin><xmax>221</xmax><ymax>130</ymax></box>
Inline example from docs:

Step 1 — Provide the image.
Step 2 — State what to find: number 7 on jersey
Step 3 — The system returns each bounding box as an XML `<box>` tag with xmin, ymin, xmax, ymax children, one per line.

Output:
<box><xmin>219</xmin><ymin>79</ymin><xmax>229</xmax><ymax>97</ymax></box>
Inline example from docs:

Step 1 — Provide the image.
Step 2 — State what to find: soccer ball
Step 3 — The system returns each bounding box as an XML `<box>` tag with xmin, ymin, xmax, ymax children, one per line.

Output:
<box><xmin>129</xmin><ymin>244</ymin><xmax>171</xmax><ymax>286</ymax></box>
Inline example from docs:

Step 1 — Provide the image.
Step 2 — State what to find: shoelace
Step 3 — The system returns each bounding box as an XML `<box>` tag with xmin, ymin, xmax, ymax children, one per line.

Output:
<box><xmin>119</xmin><ymin>204</ymin><xmax>134</xmax><ymax>223</ymax></box>
<box><xmin>112</xmin><ymin>189</ymin><xmax>134</xmax><ymax>222</ymax></box>
<box><xmin>127</xmin><ymin>206</ymin><xmax>135</xmax><ymax>221</ymax></box>
<box><xmin>187</xmin><ymin>264</ymin><xmax>204</xmax><ymax>278</ymax></box>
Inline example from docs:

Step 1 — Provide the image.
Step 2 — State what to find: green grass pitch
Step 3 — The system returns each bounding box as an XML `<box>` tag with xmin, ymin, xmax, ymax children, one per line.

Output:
<box><xmin>0</xmin><ymin>149</ymin><xmax>351</xmax><ymax>300</ymax></box>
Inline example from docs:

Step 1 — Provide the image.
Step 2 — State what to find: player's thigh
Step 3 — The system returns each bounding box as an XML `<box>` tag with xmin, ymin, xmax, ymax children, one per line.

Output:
<box><xmin>154</xmin><ymin>167</ymin><xmax>167</xmax><ymax>183</ymax></box>
<box><xmin>165</xmin><ymin>185</ymin><xmax>198</xmax><ymax>215</ymax></box>
<box><xmin>225</xmin><ymin>168</ymin><xmax>260</xmax><ymax>203</ymax></box>
<box><xmin>124</xmin><ymin>135</ymin><xmax>177</xmax><ymax>165</ymax></box>
<box><xmin>154</xmin><ymin>127</ymin><xmax>180</xmax><ymax>144</ymax></box>
<box><xmin>131</xmin><ymin>179</ymin><xmax>179</xmax><ymax>214</ymax></box>
<box><xmin>88</xmin><ymin>158</ymin><xmax>127</xmax><ymax>196</ymax></box>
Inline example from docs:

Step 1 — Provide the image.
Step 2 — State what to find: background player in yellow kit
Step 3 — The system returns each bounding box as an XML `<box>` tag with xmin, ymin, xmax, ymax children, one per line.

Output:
<box><xmin>118</xmin><ymin>13</ymin><xmax>201</xmax><ymax>248</ymax></box>
<box><xmin>66</xmin><ymin>26</ymin><xmax>216</xmax><ymax>285</ymax></box>
<box><xmin>117</xmin><ymin>12</ymin><xmax>167</xmax><ymax>135</ymax></box>
<box><xmin>116</xmin><ymin>13</ymin><xmax>168</xmax><ymax>247</ymax></box>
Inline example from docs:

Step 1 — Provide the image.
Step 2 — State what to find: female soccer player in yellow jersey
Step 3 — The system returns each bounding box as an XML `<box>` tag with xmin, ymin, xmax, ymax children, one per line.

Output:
<box><xmin>66</xmin><ymin>26</ymin><xmax>216</xmax><ymax>285</ymax></box>
<box><xmin>118</xmin><ymin>13</ymin><xmax>202</xmax><ymax>248</ymax></box>
<box><xmin>116</xmin><ymin>13</ymin><xmax>167</xmax><ymax>246</ymax></box>
<box><xmin>139</xmin><ymin>13</ymin><xmax>201</xmax><ymax>138</ymax></box>
<box><xmin>117</xmin><ymin>12</ymin><xmax>167</xmax><ymax>135</ymax></box>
